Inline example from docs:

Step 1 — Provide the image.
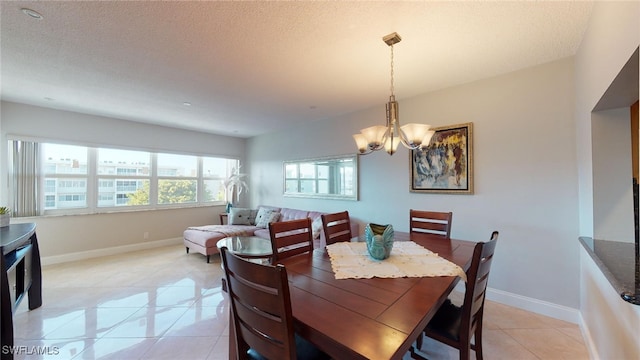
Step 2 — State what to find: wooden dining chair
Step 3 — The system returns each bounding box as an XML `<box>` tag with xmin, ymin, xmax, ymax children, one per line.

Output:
<box><xmin>412</xmin><ymin>231</ymin><xmax>499</xmax><ymax>360</ymax></box>
<box><xmin>321</xmin><ymin>211</ymin><xmax>352</xmax><ymax>245</ymax></box>
<box><xmin>220</xmin><ymin>247</ymin><xmax>329</xmax><ymax>360</ymax></box>
<box><xmin>409</xmin><ymin>209</ymin><xmax>453</xmax><ymax>238</ymax></box>
<box><xmin>269</xmin><ymin>218</ymin><xmax>314</xmax><ymax>262</ymax></box>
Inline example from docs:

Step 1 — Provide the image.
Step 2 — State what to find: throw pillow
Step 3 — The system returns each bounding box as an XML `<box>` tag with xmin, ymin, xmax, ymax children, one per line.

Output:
<box><xmin>254</xmin><ymin>207</ymin><xmax>272</xmax><ymax>226</ymax></box>
<box><xmin>311</xmin><ymin>217</ymin><xmax>323</xmax><ymax>240</ymax></box>
<box><xmin>228</xmin><ymin>208</ymin><xmax>252</xmax><ymax>225</ymax></box>
<box><xmin>255</xmin><ymin>209</ymin><xmax>280</xmax><ymax>228</ymax></box>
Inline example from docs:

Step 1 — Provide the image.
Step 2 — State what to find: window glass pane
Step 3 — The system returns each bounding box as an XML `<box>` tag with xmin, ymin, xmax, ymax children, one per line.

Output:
<box><xmin>318</xmin><ymin>180</ymin><xmax>329</xmax><ymax>194</ymax></box>
<box><xmin>299</xmin><ymin>180</ymin><xmax>315</xmax><ymax>193</ymax></box>
<box><xmin>285</xmin><ymin>180</ymin><xmax>298</xmax><ymax>193</ymax></box>
<box><xmin>97</xmin><ymin>179</ymin><xmax>149</xmax><ymax>207</ymax></box>
<box><xmin>122</xmin><ymin>180</ymin><xmax>150</xmax><ymax>206</ymax></box>
<box><xmin>42</xmin><ymin>144</ymin><xmax>88</xmax><ymax>175</ymax></box>
<box><xmin>283</xmin><ymin>155</ymin><xmax>358</xmax><ymax>200</ymax></box>
<box><xmin>317</xmin><ymin>165</ymin><xmax>329</xmax><ymax>179</ymax></box>
<box><xmin>44</xmin><ymin>195</ymin><xmax>55</xmax><ymax>208</ymax></box>
<box><xmin>158</xmin><ymin>153</ymin><xmax>197</xmax><ymax>177</ymax></box>
<box><xmin>44</xmin><ymin>177</ymin><xmax>87</xmax><ymax>209</ymax></box>
<box><xmin>203</xmin><ymin>158</ymin><xmax>230</xmax><ymax>178</ymax></box>
<box><xmin>285</xmin><ymin>164</ymin><xmax>298</xmax><ymax>178</ymax></box>
<box><xmin>158</xmin><ymin>179</ymin><xmax>197</xmax><ymax>204</ymax></box>
<box><xmin>203</xmin><ymin>179</ymin><xmax>225</xmax><ymax>202</ymax></box>
<box><xmin>97</xmin><ymin>149</ymin><xmax>151</xmax><ymax>175</ymax></box>
<box><xmin>299</xmin><ymin>164</ymin><xmax>315</xmax><ymax>178</ymax></box>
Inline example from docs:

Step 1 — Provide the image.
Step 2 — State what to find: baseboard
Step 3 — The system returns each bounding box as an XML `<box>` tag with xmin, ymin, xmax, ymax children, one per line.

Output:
<box><xmin>577</xmin><ymin>312</ymin><xmax>600</xmax><ymax>360</ymax></box>
<box><xmin>41</xmin><ymin>237</ymin><xmax>183</xmax><ymax>266</ymax></box>
<box><xmin>453</xmin><ymin>282</ymin><xmax>581</xmax><ymax>324</ymax></box>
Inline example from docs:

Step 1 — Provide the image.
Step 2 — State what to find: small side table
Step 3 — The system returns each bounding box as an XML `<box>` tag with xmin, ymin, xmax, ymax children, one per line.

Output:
<box><xmin>217</xmin><ymin>236</ymin><xmax>273</xmax><ymax>291</ymax></box>
<box><xmin>216</xmin><ymin>236</ymin><xmax>272</xmax><ymax>262</ymax></box>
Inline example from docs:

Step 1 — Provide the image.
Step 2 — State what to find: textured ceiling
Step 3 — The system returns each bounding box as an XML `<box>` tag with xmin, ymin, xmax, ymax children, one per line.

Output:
<box><xmin>0</xmin><ymin>1</ymin><xmax>594</xmax><ymax>138</ymax></box>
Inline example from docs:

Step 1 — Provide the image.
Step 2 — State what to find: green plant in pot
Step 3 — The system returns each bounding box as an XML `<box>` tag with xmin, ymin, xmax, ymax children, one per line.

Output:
<box><xmin>0</xmin><ymin>206</ymin><xmax>11</xmax><ymax>227</ymax></box>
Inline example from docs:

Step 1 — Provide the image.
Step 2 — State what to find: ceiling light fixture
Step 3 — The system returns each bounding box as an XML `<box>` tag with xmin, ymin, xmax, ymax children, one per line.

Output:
<box><xmin>353</xmin><ymin>32</ymin><xmax>434</xmax><ymax>155</ymax></box>
<box><xmin>21</xmin><ymin>8</ymin><xmax>43</xmax><ymax>20</ymax></box>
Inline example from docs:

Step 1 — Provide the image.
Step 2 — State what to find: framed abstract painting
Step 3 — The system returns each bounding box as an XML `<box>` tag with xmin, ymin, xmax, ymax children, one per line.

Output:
<box><xmin>410</xmin><ymin>122</ymin><xmax>473</xmax><ymax>194</ymax></box>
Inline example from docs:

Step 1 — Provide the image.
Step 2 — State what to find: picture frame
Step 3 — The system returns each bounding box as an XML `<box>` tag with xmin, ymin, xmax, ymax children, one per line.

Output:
<box><xmin>410</xmin><ymin>122</ymin><xmax>473</xmax><ymax>194</ymax></box>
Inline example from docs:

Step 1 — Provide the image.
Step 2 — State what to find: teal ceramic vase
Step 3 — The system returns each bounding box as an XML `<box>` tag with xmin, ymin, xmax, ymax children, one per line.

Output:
<box><xmin>365</xmin><ymin>223</ymin><xmax>394</xmax><ymax>260</ymax></box>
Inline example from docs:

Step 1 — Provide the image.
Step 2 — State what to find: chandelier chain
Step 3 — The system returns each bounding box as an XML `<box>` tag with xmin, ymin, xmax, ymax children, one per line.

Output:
<box><xmin>390</xmin><ymin>44</ymin><xmax>395</xmax><ymax>96</ymax></box>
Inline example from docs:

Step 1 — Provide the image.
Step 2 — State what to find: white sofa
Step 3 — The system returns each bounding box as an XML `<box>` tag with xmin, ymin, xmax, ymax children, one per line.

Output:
<box><xmin>183</xmin><ymin>205</ymin><xmax>359</xmax><ymax>262</ymax></box>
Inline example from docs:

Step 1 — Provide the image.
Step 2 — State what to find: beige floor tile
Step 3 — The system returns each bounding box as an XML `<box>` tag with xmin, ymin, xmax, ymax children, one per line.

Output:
<box><xmin>505</xmin><ymin>328</ymin><xmax>591</xmax><ymax>359</ymax></box>
<box><xmin>207</xmin><ymin>335</ymin><xmax>230</xmax><ymax>360</ymax></box>
<box><xmin>481</xmin><ymin>329</ymin><xmax>539</xmax><ymax>360</ymax></box>
<box><xmin>484</xmin><ymin>301</ymin><xmax>576</xmax><ymax>329</ymax></box>
<box><xmin>140</xmin><ymin>336</ymin><xmax>216</xmax><ymax>359</ymax></box>
<box><xmin>76</xmin><ymin>337</ymin><xmax>158</xmax><ymax>360</ymax></box>
<box><xmin>556</xmin><ymin>326</ymin><xmax>587</xmax><ymax>345</ymax></box>
<box><xmin>13</xmin><ymin>245</ymin><xmax>591</xmax><ymax>360</ymax></box>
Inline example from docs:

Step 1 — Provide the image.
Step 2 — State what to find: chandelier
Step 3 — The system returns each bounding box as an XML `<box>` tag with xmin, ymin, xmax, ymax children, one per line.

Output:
<box><xmin>353</xmin><ymin>32</ymin><xmax>434</xmax><ymax>155</ymax></box>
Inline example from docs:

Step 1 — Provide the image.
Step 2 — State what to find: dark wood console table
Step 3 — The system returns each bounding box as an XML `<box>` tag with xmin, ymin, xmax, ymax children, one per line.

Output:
<box><xmin>1</xmin><ymin>223</ymin><xmax>42</xmax><ymax>360</ymax></box>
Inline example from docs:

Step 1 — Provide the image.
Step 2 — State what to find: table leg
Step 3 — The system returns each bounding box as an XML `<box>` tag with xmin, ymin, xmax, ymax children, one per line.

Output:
<box><xmin>28</xmin><ymin>233</ymin><xmax>42</xmax><ymax>310</ymax></box>
<box><xmin>1</xmin><ymin>252</ymin><xmax>14</xmax><ymax>360</ymax></box>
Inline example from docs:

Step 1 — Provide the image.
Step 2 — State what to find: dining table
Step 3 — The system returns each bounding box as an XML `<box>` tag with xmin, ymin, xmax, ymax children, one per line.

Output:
<box><xmin>227</xmin><ymin>231</ymin><xmax>476</xmax><ymax>360</ymax></box>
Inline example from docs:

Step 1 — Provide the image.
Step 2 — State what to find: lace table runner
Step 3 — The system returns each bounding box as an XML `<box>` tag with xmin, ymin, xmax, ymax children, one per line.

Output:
<box><xmin>326</xmin><ymin>241</ymin><xmax>466</xmax><ymax>281</ymax></box>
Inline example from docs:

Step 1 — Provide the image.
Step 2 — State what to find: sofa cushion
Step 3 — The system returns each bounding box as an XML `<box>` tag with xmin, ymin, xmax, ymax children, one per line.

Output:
<box><xmin>279</xmin><ymin>208</ymin><xmax>310</xmax><ymax>222</ymax></box>
<box><xmin>311</xmin><ymin>217</ymin><xmax>323</xmax><ymax>240</ymax></box>
<box><xmin>184</xmin><ymin>225</ymin><xmax>259</xmax><ymax>248</ymax></box>
<box><xmin>253</xmin><ymin>228</ymin><xmax>271</xmax><ymax>239</ymax></box>
<box><xmin>255</xmin><ymin>208</ymin><xmax>281</xmax><ymax>228</ymax></box>
<box><xmin>228</xmin><ymin>208</ymin><xmax>254</xmax><ymax>225</ymax></box>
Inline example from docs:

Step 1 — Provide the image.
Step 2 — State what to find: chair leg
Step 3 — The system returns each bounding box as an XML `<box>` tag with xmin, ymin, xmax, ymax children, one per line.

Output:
<box><xmin>206</xmin><ymin>255</ymin><xmax>210</xmax><ymax>263</ymax></box>
<box><xmin>474</xmin><ymin>326</ymin><xmax>484</xmax><ymax>360</ymax></box>
<box><xmin>185</xmin><ymin>247</ymin><xmax>189</xmax><ymax>254</ymax></box>
<box><xmin>409</xmin><ymin>345</ymin><xmax>429</xmax><ymax>360</ymax></box>
<box><xmin>416</xmin><ymin>332</ymin><xmax>424</xmax><ymax>351</ymax></box>
<box><xmin>459</xmin><ymin>344</ymin><xmax>471</xmax><ymax>360</ymax></box>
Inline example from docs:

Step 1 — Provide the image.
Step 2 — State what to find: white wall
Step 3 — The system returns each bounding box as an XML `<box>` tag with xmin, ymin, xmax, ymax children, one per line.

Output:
<box><xmin>248</xmin><ymin>57</ymin><xmax>581</xmax><ymax>309</ymax></box>
<box><xmin>575</xmin><ymin>1</ymin><xmax>639</xmax><ymax>237</ymax></box>
<box><xmin>574</xmin><ymin>1</ymin><xmax>639</xmax><ymax>359</ymax></box>
<box><xmin>592</xmin><ymin>108</ymin><xmax>635</xmax><ymax>242</ymax></box>
<box><xmin>580</xmin><ymin>245</ymin><xmax>640</xmax><ymax>359</ymax></box>
<box><xmin>0</xmin><ymin>101</ymin><xmax>246</xmax><ymax>260</ymax></box>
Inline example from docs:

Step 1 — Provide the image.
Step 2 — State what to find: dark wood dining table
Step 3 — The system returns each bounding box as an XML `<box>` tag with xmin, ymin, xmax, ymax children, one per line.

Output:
<box><xmin>227</xmin><ymin>232</ymin><xmax>476</xmax><ymax>360</ymax></box>
<box><xmin>285</xmin><ymin>232</ymin><xmax>475</xmax><ymax>360</ymax></box>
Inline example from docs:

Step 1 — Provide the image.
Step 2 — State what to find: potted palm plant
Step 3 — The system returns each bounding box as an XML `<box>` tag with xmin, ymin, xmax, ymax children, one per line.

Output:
<box><xmin>0</xmin><ymin>206</ymin><xmax>11</xmax><ymax>228</ymax></box>
<box><xmin>223</xmin><ymin>167</ymin><xmax>248</xmax><ymax>211</ymax></box>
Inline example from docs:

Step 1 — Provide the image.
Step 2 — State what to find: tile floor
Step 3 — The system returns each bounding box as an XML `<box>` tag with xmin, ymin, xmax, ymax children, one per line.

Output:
<box><xmin>10</xmin><ymin>245</ymin><xmax>590</xmax><ymax>359</ymax></box>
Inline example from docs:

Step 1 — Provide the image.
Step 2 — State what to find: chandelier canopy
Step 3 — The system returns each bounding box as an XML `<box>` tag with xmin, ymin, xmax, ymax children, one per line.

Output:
<box><xmin>353</xmin><ymin>32</ymin><xmax>434</xmax><ymax>156</ymax></box>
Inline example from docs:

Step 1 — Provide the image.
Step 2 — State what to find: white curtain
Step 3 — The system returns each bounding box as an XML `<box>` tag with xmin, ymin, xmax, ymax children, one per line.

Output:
<box><xmin>11</xmin><ymin>141</ymin><xmax>41</xmax><ymax>217</ymax></box>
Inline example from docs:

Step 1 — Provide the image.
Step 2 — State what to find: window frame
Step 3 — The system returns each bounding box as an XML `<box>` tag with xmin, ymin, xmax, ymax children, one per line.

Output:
<box><xmin>283</xmin><ymin>154</ymin><xmax>358</xmax><ymax>201</ymax></box>
<box><xmin>8</xmin><ymin>137</ymin><xmax>240</xmax><ymax>216</ymax></box>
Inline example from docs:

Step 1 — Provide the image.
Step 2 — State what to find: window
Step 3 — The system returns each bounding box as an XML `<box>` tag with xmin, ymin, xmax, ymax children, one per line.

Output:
<box><xmin>98</xmin><ymin>148</ymin><xmax>151</xmax><ymax>208</ymax></box>
<box><xmin>284</xmin><ymin>154</ymin><xmax>358</xmax><ymax>200</ymax></box>
<box><xmin>42</xmin><ymin>143</ymin><xmax>89</xmax><ymax>210</ymax></box>
<box><xmin>9</xmin><ymin>139</ymin><xmax>239</xmax><ymax>216</ymax></box>
<box><xmin>157</xmin><ymin>153</ymin><xmax>197</xmax><ymax>205</ymax></box>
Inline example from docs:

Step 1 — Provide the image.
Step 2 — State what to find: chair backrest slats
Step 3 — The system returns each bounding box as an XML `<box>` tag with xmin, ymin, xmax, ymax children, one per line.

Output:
<box><xmin>322</xmin><ymin>211</ymin><xmax>353</xmax><ymax>245</ymax></box>
<box><xmin>461</xmin><ymin>232</ymin><xmax>499</xmax><ymax>340</ymax></box>
<box><xmin>269</xmin><ymin>218</ymin><xmax>314</xmax><ymax>262</ymax></box>
<box><xmin>221</xmin><ymin>247</ymin><xmax>297</xmax><ymax>360</ymax></box>
<box><xmin>409</xmin><ymin>209</ymin><xmax>453</xmax><ymax>238</ymax></box>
